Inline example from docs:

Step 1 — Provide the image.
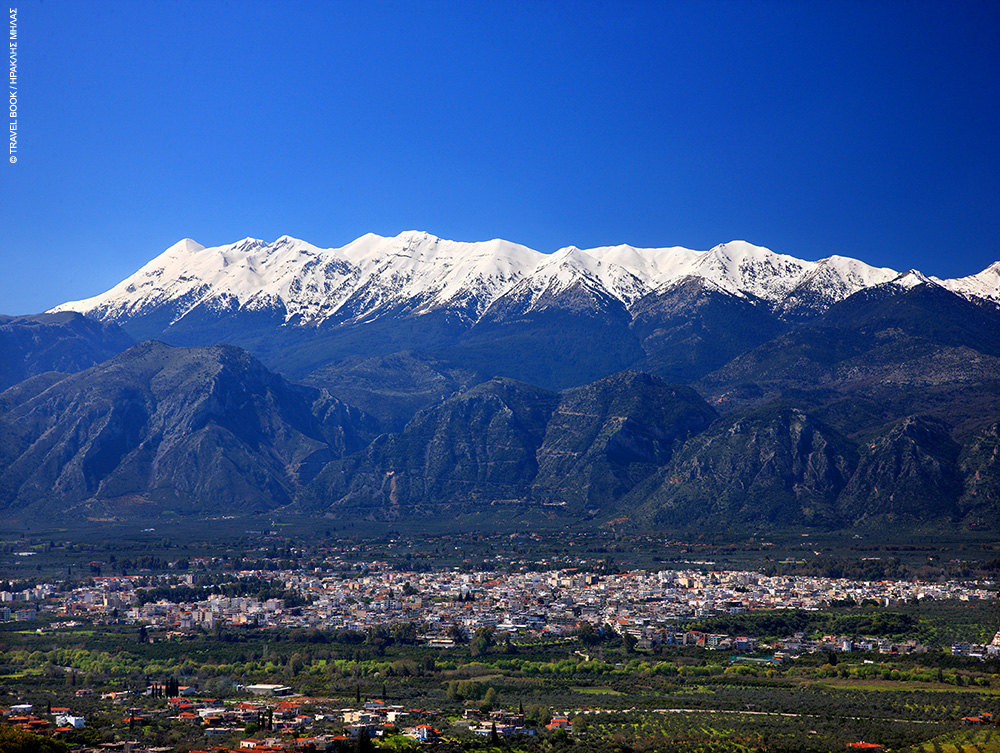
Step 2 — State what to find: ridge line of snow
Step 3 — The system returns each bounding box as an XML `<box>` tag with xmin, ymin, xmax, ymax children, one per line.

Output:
<box><xmin>48</xmin><ymin>231</ymin><xmax>1000</xmax><ymax>324</ymax></box>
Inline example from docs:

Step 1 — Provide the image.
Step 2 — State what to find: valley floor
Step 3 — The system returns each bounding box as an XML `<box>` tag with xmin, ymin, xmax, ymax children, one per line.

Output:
<box><xmin>2</xmin><ymin>520</ymin><xmax>1000</xmax><ymax>752</ymax></box>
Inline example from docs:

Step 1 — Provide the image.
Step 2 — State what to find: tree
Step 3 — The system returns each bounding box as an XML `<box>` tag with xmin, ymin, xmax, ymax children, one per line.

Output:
<box><xmin>0</xmin><ymin>725</ymin><xmax>69</xmax><ymax>753</ymax></box>
<box><xmin>526</xmin><ymin>705</ymin><xmax>551</xmax><ymax>726</ymax></box>
<box><xmin>482</xmin><ymin>686</ymin><xmax>498</xmax><ymax>712</ymax></box>
<box><xmin>356</xmin><ymin>726</ymin><xmax>373</xmax><ymax>753</ymax></box>
<box><xmin>621</xmin><ymin>632</ymin><xmax>638</xmax><ymax>654</ymax></box>
<box><xmin>449</xmin><ymin>623</ymin><xmax>468</xmax><ymax>644</ymax></box>
<box><xmin>287</xmin><ymin>652</ymin><xmax>305</xmax><ymax>676</ymax></box>
<box><xmin>390</xmin><ymin>622</ymin><xmax>418</xmax><ymax>645</ymax></box>
<box><xmin>472</xmin><ymin>627</ymin><xmax>495</xmax><ymax>657</ymax></box>
<box><xmin>550</xmin><ymin>728</ymin><xmax>569</xmax><ymax>744</ymax></box>
<box><xmin>574</xmin><ymin>621</ymin><xmax>601</xmax><ymax>647</ymax></box>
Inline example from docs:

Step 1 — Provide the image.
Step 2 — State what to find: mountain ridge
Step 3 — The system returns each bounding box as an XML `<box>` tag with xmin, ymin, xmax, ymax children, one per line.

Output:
<box><xmin>0</xmin><ymin>340</ymin><xmax>377</xmax><ymax>516</ymax></box>
<box><xmin>55</xmin><ymin>231</ymin><xmax>995</xmax><ymax>334</ymax></box>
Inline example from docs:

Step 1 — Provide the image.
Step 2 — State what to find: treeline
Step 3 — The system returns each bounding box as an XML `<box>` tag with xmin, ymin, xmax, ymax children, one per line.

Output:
<box><xmin>113</xmin><ymin>554</ymin><xmax>170</xmax><ymax>572</ymax></box>
<box><xmin>761</xmin><ymin>554</ymin><xmax>1000</xmax><ymax>581</ymax></box>
<box><xmin>684</xmin><ymin>607</ymin><xmax>917</xmax><ymax>639</ymax></box>
<box><xmin>0</xmin><ymin>725</ymin><xmax>69</xmax><ymax>753</ymax></box>
<box><xmin>761</xmin><ymin>556</ymin><xmax>910</xmax><ymax>581</ymax></box>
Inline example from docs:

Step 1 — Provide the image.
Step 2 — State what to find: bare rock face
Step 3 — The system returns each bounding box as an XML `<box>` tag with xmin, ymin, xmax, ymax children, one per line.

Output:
<box><xmin>0</xmin><ymin>341</ymin><xmax>374</xmax><ymax>516</ymax></box>
<box><xmin>310</xmin><ymin>377</ymin><xmax>561</xmax><ymax>517</ymax></box>
<box><xmin>838</xmin><ymin>416</ymin><xmax>963</xmax><ymax>523</ymax></box>
<box><xmin>0</xmin><ymin>312</ymin><xmax>134</xmax><ymax>390</ymax></box>
<box><xmin>630</xmin><ymin>408</ymin><xmax>857</xmax><ymax>529</ymax></box>
<box><xmin>531</xmin><ymin>371</ymin><xmax>717</xmax><ymax>513</ymax></box>
<box><xmin>307</xmin><ymin>371</ymin><xmax>718</xmax><ymax>521</ymax></box>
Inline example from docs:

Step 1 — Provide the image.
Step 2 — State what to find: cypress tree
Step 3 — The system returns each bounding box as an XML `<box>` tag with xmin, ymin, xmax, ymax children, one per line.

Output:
<box><xmin>357</xmin><ymin>726</ymin><xmax>372</xmax><ymax>753</ymax></box>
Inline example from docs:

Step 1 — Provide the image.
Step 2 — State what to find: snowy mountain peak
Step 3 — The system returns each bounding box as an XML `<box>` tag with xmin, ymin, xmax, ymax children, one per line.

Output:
<box><xmin>167</xmin><ymin>238</ymin><xmax>206</xmax><ymax>255</ymax></box>
<box><xmin>938</xmin><ymin>261</ymin><xmax>1000</xmax><ymax>303</ymax></box>
<box><xmin>890</xmin><ymin>269</ymin><xmax>936</xmax><ymax>290</ymax></box>
<box><xmin>692</xmin><ymin>241</ymin><xmax>817</xmax><ymax>301</ymax></box>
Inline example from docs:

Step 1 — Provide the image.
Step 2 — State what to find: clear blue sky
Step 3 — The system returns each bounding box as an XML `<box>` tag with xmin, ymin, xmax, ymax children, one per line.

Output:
<box><xmin>3</xmin><ymin>0</ymin><xmax>999</xmax><ymax>315</ymax></box>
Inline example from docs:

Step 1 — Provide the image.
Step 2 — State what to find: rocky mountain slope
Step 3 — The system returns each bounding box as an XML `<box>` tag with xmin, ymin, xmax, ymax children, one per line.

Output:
<box><xmin>0</xmin><ymin>312</ymin><xmax>134</xmax><ymax>390</ymax></box>
<box><xmin>0</xmin><ymin>341</ymin><xmax>375</xmax><ymax>516</ymax></box>
<box><xmin>304</xmin><ymin>371</ymin><xmax>718</xmax><ymax>521</ymax></box>
<box><xmin>42</xmin><ymin>233</ymin><xmax>915</xmax><ymax>387</ymax></box>
<box><xmin>301</xmin><ymin>364</ymin><xmax>994</xmax><ymax>530</ymax></box>
<box><xmin>48</xmin><ymin>232</ymin><xmax>1000</xmax><ymax>401</ymax></box>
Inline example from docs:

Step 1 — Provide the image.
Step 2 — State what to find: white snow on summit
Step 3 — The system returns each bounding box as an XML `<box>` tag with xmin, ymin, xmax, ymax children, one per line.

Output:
<box><xmin>53</xmin><ymin>231</ymin><xmax>540</xmax><ymax>326</ymax></box>
<box><xmin>889</xmin><ymin>269</ymin><xmax>938</xmax><ymax>291</ymax></box>
<box><xmin>49</xmin><ymin>231</ymin><xmax>999</xmax><ymax>327</ymax></box>
<box><xmin>938</xmin><ymin>261</ymin><xmax>1000</xmax><ymax>303</ymax></box>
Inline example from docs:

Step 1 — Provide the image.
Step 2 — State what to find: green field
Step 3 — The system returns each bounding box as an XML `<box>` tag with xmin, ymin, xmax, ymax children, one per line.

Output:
<box><xmin>2</xmin><ymin>615</ymin><xmax>1000</xmax><ymax>752</ymax></box>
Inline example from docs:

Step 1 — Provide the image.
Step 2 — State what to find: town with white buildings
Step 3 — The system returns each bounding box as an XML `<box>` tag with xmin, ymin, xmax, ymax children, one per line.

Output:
<box><xmin>5</xmin><ymin>563</ymin><xmax>997</xmax><ymax>657</ymax></box>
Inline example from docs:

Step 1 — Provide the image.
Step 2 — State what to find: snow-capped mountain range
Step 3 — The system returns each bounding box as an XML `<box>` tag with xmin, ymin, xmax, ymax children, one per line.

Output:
<box><xmin>12</xmin><ymin>232</ymin><xmax>1000</xmax><ymax>526</ymax></box>
<box><xmin>49</xmin><ymin>231</ymin><xmax>1000</xmax><ymax>329</ymax></box>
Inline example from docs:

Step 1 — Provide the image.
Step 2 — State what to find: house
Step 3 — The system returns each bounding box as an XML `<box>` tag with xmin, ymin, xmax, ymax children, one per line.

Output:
<box><xmin>239</xmin><ymin>739</ymin><xmax>286</xmax><ymax>751</ymax></box>
<box><xmin>962</xmin><ymin>713</ymin><xmax>993</xmax><ymax>725</ymax></box>
<box><xmin>275</xmin><ymin>701</ymin><xmax>303</xmax><ymax>717</ymax></box>
<box><xmin>234</xmin><ymin>702</ymin><xmax>265</xmax><ymax>722</ymax></box>
<box><xmin>425</xmin><ymin>637</ymin><xmax>455</xmax><ymax>648</ymax></box>
<box><xmin>246</xmin><ymin>683</ymin><xmax>293</xmax><ymax>697</ymax></box>
<box><xmin>342</xmin><ymin>711</ymin><xmax>378</xmax><ymax>725</ymax></box>
<box><xmin>403</xmin><ymin>724</ymin><xmax>437</xmax><ymax>741</ymax></box>
<box><xmin>346</xmin><ymin>723</ymin><xmax>379</xmax><ymax>739</ymax></box>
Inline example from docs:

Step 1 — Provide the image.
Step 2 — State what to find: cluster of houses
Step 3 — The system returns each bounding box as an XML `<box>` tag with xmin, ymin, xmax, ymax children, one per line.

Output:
<box><xmin>1</xmin><ymin>693</ymin><xmax>448</xmax><ymax>750</ymax></box>
<box><xmin>5</xmin><ymin>687</ymin><xmax>996</xmax><ymax>753</ymax></box>
<box><xmin>1</xmin><ymin>703</ymin><xmax>85</xmax><ymax>736</ymax></box>
<box><xmin>4</xmin><ymin>692</ymin><xmax>552</xmax><ymax>752</ymax></box>
<box><xmin>952</xmin><ymin>626</ymin><xmax>1000</xmax><ymax>658</ymax></box>
<box><xmin>3</xmin><ymin>565</ymin><xmax>996</xmax><ymax>661</ymax></box>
